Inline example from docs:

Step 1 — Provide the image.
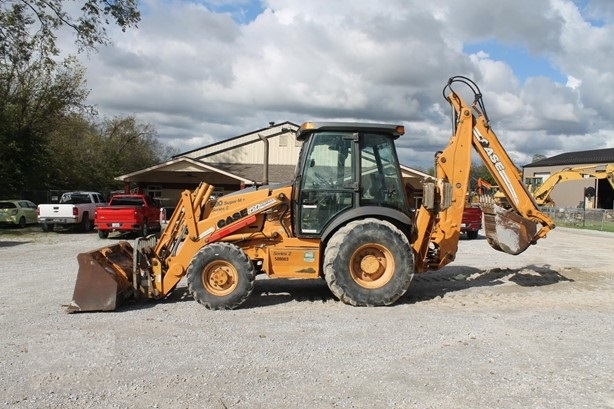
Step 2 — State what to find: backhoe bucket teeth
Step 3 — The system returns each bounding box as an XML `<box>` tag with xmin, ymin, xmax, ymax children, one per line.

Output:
<box><xmin>481</xmin><ymin>203</ymin><xmax>538</xmax><ymax>255</ymax></box>
<box><xmin>66</xmin><ymin>242</ymin><xmax>135</xmax><ymax>313</ymax></box>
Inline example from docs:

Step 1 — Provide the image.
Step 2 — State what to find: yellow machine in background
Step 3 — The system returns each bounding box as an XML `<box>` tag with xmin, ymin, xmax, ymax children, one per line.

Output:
<box><xmin>528</xmin><ymin>165</ymin><xmax>614</xmax><ymax>207</ymax></box>
<box><xmin>68</xmin><ymin>76</ymin><xmax>555</xmax><ymax>312</ymax></box>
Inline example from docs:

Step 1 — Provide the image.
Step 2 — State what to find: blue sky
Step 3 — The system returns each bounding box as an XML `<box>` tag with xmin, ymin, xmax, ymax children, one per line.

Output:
<box><xmin>463</xmin><ymin>41</ymin><xmax>567</xmax><ymax>85</ymax></box>
<box><xmin>202</xmin><ymin>0</ymin><xmax>265</xmax><ymax>25</ymax></box>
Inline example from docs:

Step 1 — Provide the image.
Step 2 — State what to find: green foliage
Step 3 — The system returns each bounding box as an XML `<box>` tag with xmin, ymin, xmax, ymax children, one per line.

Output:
<box><xmin>0</xmin><ymin>52</ymin><xmax>177</xmax><ymax>194</ymax></box>
<box><xmin>45</xmin><ymin>115</ymin><xmax>179</xmax><ymax>192</ymax></box>
<box><xmin>0</xmin><ymin>54</ymin><xmax>90</xmax><ymax>192</ymax></box>
<box><xmin>1</xmin><ymin>0</ymin><xmax>140</xmax><ymax>66</ymax></box>
<box><xmin>470</xmin><ymin>162</ymin><xmax>495</xmax><ymax>188</ymax></box>
<box><xmin>0</xmin><ymin>0</ymin><xmax>156</xmax><ymax>197</ymax></box>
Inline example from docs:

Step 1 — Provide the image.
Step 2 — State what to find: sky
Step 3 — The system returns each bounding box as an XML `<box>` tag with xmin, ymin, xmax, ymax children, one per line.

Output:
<box><xmin>66</xmin><ymin>0</ymin><xmax>614</xmax><ymax>171</ymax></box>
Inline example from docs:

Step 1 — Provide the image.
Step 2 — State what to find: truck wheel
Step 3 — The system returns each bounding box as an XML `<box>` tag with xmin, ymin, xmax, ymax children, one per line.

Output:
<box><xmin>141</xmin><ymin>219</ymin><xmax>148</xmax><ymax>237</ymax></box>
<box><xmin>98</xmin><ymin>230</ymin><xmax>109</xmax><ymax>239</ymax></box>
<box><xmin>81</xmin><ymin>213</ymin><xmax>91</xmax><ymax>232</ymax></box>
<box><xmin>42</xmin><ymin>223</ymin><xmax>52</xmax><ymax>232</ymax></box>
<box><xmin>324</xmin><ymin>218</ymin><xmax>414</xmax><ymax>306</ymax></box>
<box><xmin>467</xmin><ymin>230</ymin><xmax>479</xmax><ymax>240</ymax></box>
<box><xmin>186</xmin><ymin>243</ymin><xmax>255</xmax><ymax>310</ymax></box>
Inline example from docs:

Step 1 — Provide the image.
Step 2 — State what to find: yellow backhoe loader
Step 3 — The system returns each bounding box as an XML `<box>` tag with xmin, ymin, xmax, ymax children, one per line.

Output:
<box><xmin>67</xmin><ymin>76</ymin><xmax>555</xmax><ymax>312</ymax></box>
<box><xmin>528</xmin><ymin>164</ymin><xmax>614</xmax><ymax>206</ymax></box>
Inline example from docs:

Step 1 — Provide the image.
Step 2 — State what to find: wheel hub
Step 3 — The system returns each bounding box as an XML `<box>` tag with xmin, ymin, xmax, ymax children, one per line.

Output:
<box><xmin>360</xmin><ymin>254</ymin><xmax>382</xmax><ymax>275</ymax></box>
<box><xmin>210</xmin><ymin>267</ymin><xmax>231</xmax><ymax>287</ymax></box>
<box><xmin>349</xmin><ymin>244</ymin><xmax>395</xmax><ymax>289</ymax></box>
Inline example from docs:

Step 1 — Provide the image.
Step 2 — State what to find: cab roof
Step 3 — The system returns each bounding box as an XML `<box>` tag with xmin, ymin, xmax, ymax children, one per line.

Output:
<box><xmin>296</xmin><ymin>122</ymin><xmax>404</xmax><ymax>141</ymax></box>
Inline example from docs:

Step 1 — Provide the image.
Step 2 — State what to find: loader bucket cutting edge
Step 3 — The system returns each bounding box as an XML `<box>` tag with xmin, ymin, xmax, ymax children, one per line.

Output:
<box><xmin>67</xmin><ymin>242</ymin><xmax>135</xmax><ymax>313</ymax></box>
<box><xmin>481</xmin><ymin>203</ymin><xmax>538</xmax><ymax>255</ymax></box>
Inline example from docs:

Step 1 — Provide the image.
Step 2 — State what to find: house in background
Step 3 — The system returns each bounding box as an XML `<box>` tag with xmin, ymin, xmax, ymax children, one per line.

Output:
<box><xmin>116</xmin><ymin>121</ymin><xmax>429</xmax><ymax>209</ymax></box>
<box><xmin>523</xmin><ymin>148</ymin><xmax>614</xmax><ymax>209</ymax></box>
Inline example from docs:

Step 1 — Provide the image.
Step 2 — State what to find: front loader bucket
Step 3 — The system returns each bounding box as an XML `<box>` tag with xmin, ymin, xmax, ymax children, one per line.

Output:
<box><xmin>66</xmin><ymin>242</ymin><xmax>135</xmax><ymax>313</ymax></box>
<box><xmin>481</xmin><ymin>203</ymin><xmax>538</xmax><ymax>255</ymax></box>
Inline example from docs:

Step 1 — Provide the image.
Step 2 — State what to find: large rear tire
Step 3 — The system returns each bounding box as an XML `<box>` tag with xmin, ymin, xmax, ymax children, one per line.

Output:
<box><xmin>324</xmin><ymin>218</ymin><xmax>414</xmax><ymax>306</ymax></box>
<box><xmin>186</xmin><ymin>243</ymin><xmax>255</xmax><ymax>310</ymax></box>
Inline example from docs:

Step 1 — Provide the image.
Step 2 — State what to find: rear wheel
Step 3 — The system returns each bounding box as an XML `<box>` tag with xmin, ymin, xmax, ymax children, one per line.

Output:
<box><xmin>324</xmin><ymin>218</ymin><xmax>414</xmax><ymax>306</ymax></box>
<box><xmin>42</xmin><ymin>223</ymin><xmax>53</xmax><ymax>232</ymax></box>
<box><xmin>98</xmin><ymin>230</ymin><xmax>109</xmax><ymax>239</ymax></box>
<box><xmin>186</xmin><ymin>243</ymin><xmax>255</xmax><ymax>310</ymax></box>
<box><xmin>18</xmin><ymin>216</ymin><xmax>26</xmax><ymax>228</ymax></box>
<box><xmin>467</xmin><ymin>230</ymin><xmax>479</xmax><ymax>240</ymax></box>
<box><xmin>141</xmin><ymin>219</ymin><xmax>148</xmax><ymax>237</ymax></box>
<box><xmin>81</xmin><ymin>213</ymin><xmax>91</xmax><ymax>232</ymax></box>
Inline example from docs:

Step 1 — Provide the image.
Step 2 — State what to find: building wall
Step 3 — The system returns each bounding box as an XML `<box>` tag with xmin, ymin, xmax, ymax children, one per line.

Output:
<box><xmin>184</xmin><ymin>125</ymin><xmax>302</xmax><ymax>166</ymax></box>
<box><xmin>202</xmin><ymin>135</ymin><xmax>303</xmax><ymax>165</ymax></box>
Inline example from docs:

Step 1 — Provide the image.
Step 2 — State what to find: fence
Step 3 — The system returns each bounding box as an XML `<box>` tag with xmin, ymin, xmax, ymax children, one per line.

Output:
<box><xmin>540</xmin><ymin>207</ymin><xmax>614</xmax><ymax>232</ymax></box>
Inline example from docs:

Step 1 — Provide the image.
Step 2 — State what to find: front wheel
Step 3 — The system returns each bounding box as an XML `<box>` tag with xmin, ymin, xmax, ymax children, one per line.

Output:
<box><xmin>186</xmin><ymin>243</ymin><xmax>255</xmax><ymax>310</ymax></box>
<box><xmin>324</xmin><ymin>218</ymin><xmax>414</xmax><ymax>306</ymax></box>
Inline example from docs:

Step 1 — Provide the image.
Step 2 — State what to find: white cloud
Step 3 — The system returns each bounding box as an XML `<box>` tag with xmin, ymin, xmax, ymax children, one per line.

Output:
<box><xmin>67</xmin><ymin>0</ymin><xmax>614</xmax><ymax>170</ymax></box>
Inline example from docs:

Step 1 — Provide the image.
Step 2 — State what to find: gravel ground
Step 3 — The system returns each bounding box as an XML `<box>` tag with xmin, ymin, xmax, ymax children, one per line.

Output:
<box><xmin>0</xmin><ymin>225</ymin><xmax>613</xmax><ymax>408</ymax></box>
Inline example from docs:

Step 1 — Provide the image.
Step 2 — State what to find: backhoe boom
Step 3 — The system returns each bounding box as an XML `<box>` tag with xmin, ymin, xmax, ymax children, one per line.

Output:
<box><xmin>413</xmin><ymin>76</ymin><xmax>555</xmax><ymax>272</ymax></box>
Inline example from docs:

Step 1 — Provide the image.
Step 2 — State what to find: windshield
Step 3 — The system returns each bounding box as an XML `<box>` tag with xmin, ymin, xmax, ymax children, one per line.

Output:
<box><xmin>110</xmin><ymin>197</ymin><xmax>145</xmax><ymax>206</ymax></box>
<box><xmin>60</xmin><ymin>194</ymin><xmax>91</xmax><ymax>204</ymax></box>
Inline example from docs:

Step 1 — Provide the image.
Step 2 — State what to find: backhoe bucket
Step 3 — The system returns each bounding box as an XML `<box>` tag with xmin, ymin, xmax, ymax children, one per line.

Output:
<box><xmin>481</xmin><ymin>203</ymin><xmax>538</xmax><ymax>255</ymax></box>
<box><xmin>66</xmin><ymin>242</ymin><xmax>135</xmax><ymax>313</ymax></box>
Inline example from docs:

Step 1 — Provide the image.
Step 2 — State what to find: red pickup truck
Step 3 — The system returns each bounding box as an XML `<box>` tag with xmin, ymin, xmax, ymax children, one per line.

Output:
<box><xmin>461</xmin><ymin>205</ymin><xmax>482</xmax><ymax>240</ymax></box>
<box><xmin>95</xmin><ymin>194</ymin><xmax>161</xmax><ymax>239</ymax></box>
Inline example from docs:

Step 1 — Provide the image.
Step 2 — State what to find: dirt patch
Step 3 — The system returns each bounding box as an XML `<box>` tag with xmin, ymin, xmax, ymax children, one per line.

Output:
<box><xmin>0</xmin><ymin>227</ymin><xmax>613</xmax><ymax>408</ymax></box>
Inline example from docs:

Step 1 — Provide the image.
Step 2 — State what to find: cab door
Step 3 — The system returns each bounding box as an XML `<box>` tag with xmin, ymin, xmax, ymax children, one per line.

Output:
<box><xmin>296</xmin><ymin>132</ymin><xmax>355</xmax><ymax>236</ymax></box>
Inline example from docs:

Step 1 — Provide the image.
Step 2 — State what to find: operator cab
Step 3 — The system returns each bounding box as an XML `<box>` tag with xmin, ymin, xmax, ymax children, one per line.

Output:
<box><xmin>292</xmin><ymin>122</ymin><xmax>409</xmax><ymax>237</ymax></box>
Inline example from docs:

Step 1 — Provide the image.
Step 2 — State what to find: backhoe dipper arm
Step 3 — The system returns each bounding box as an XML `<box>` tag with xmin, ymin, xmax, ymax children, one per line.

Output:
<box><xmin>413</xmin><ymin>76</ymin><xmax>555</xmax><ymax>272</ymax></box>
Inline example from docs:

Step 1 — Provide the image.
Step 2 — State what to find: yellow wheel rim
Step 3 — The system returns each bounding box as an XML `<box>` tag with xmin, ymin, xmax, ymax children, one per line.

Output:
<box><xmin>202</xmin><ymin>261</ymin><xmax>238</xmax><ymax>296</ymax></box>
<box><xmin>349</xmin><ymin>243</ymin><xmax>395</xmax><ymax>289</ymax></box>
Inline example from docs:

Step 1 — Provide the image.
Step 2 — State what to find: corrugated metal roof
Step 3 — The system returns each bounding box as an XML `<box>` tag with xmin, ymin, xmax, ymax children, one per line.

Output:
<box><xmin>524</xmin><ymin>148</ymin><xmax>614</xmax><ymax>168</ymax></box>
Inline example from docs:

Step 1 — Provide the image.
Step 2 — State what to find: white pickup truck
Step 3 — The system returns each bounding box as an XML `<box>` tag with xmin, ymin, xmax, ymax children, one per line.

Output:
<box><xmin>37</xmin><ymin>191</ymin><xmax>106</xmax><ymax>232</ymax></box>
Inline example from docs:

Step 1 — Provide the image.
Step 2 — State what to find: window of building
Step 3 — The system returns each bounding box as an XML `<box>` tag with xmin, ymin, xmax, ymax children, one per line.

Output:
<box><xmin>147</xmin><ymin>185</ymin><xmax>162</xmax><ymax>198</ymax></box>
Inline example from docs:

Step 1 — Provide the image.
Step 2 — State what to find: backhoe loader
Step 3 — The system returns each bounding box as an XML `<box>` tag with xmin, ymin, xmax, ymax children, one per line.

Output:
<box><xmin>67</xmin><ymin>76</ymin><xmax>555</xmax><ymax>312</ymax></box>
<box><xmin>528</xmin><ymin>164</ymin><xmax>614</xmax><ymax>206</ymax></box>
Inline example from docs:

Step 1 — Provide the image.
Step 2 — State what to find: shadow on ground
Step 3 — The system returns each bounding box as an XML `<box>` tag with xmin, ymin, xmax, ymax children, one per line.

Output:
<box><xmin>92</xmin><ymin>263</ymin><xmax>573</xmax><ymax>313</ymax></box>
<box><xmin>402</xmin><ymin>264</ymin><xmax>573</xmax><ymax>304</ymax></box>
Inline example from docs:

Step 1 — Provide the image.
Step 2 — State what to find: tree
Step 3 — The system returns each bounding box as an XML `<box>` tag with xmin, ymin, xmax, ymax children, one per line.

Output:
<box><xmin>0</xmin><ymin>55</ymin><xmax>90</xmax><ymax>192</ymax></box>
<box><xmin>0</xmin><ymin>0</ymin><xmax>140</xmax><ymax>67</ymax></box>
<box><xmin>0</xmin><ymin>0</ymin><xmax>142</xmax><ymax>196</ymax></box>
<box><xmin>45</xmin><ymin>115</ymin><xmax>178</xmax><ymax>193</ymax></box>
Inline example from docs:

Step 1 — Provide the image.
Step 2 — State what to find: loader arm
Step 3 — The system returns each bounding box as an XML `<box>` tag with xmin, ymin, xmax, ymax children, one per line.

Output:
<box><xmin>144</xmin><ymin>183</ymin><xmax>289</xmax><ymax>297</ymax></box>
<box><xmin>413</xmin><ymin>76</ymin><xmax>555</xmax><ymax>272</ymax></box>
